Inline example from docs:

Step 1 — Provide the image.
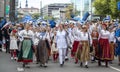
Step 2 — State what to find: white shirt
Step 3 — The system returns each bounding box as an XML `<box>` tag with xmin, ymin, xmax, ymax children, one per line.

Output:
<box><xmin>56</xmin><ymin>30</ymin><xmax>67</xmax><ymax>49</ymax></box>
<box><xmin>109</xmin><ymin>31</ymin><xmax>116</xmax><ymax>43</ymax></box>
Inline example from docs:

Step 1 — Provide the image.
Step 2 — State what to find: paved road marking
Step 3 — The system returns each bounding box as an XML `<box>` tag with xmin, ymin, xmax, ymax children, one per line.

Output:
<box><xmin>102</xmin><ymin>63</ymin><xmax>120</xmax><ymax>72</ymax></box>
<box><xmin>109</xmin><ymin>66</ymin><xmax>120</xmax><ymax>72</ymax></box>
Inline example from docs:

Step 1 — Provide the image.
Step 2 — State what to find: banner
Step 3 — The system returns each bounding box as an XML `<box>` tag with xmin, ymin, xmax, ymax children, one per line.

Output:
<box><xmin>82</xmin><ymin>12</ymin><xmax>90</xmax><ymax>21</ymax></box>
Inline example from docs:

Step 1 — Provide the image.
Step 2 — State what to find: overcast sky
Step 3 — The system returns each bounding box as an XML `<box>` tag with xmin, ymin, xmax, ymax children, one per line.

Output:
<box><xmin>18</xmin><ymin>0</ymin><xmax>71</xmax><ymax>8</ymax></box>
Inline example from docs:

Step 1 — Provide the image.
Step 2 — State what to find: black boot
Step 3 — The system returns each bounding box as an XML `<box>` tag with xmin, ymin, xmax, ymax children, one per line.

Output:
<box><xmin>85</xmin><ymin>65</ymin><xmax>89</xmax><ymax>68</ymax></box>
<box><xmin>105</xmin><ymin>61</ymin><xmax>108</xmax><ymax>67</ymax></box>
<box><xmin>22</xmin><ymin>63</ymin><xmax>25</xmax><ymax>68</ymax></box>
<box><xmin>98</xmin><ymin>60</ymin><xmax>101</xmax><ymax>66</ymax></box>
<box><xmin>80</xmin><ymin>62</ymin><xmax>83</xmax><ymax>67</ymax></box>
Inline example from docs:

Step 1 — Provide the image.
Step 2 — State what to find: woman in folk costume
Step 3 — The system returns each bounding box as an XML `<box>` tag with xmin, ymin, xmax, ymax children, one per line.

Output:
<box><xmin>91</xmin><ymin>27</ymin><xmax>99</xmax><ymax>62</ymax></box>
<box><xmin>10</xmin><ymin>27</ymin><xmax>18</xmax><ymax>60</ymax></box>
<box><xmin>18</xmin><ymin>24</ymin><xmax>34</xmax><ymax>68</ymax></box>
<box><xmin>76</xmin><ymin>25</ymin><xmax>92</xmax><ymax>68</ymax></box>
<box><xmin>97</xmin><ymin>23</ymin><xmax>111</xmax><ymax>67</ymax></box>
<box><xmin>33</xmin><ymin>27</ymin><xmax>39</xmax><ymax>63</ymax></box>
<box><xmin>51</xmin><ymin>30</ymin><xmax>58</xmax><ymax>62</ymax></box>
<box><xmin>109</xmin><ymin>26</ymin><xmax>116</xmax><ymax>63</ymax></box>
<box><xmin>37</xmin><ymin>28</ymin><xmax>48</xmax><ymax>67</ymax></box>
<box><xmin>56</xmin><ymin>24</ymin><xmax>68</xmax><ymax>67</ymax></box>
<box><xmin>46</xmin><ymin>27</ymin><xmax>52</xmax><ymax>59</ymax></box>
<box><xmin>71</xmin><ymin>24</ymin><xmax>82</xmax><ymax>64</ymax></box>
<box><xmin>115</xmin><ymin>24</ymin><xmax>120</xmax><ymax>65</ymax></box>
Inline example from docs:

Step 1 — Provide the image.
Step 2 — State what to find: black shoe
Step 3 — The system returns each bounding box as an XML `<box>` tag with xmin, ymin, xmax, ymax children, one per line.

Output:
<box><xmin>40</xmin><ymin>64</ymin><xmax>43</xmax><ymax>67</ymax></box>
<box><xmin>85</xmin><ymin>65</ymin><xmax>89</xmax><ymax>68</ymax></box>
<box><xmin>22</xmin><ymin>64</ymin><xmax>25</xmax><ymax>68</ymax></box>
<box><xmin>118</xmin><ymin>63</ymin><xmax>120</xmax><ymax>66</ymax></box>
<box><xmin>65</xmin><ymin>58</ymin><xmax>69</xmax><ymax>61</ymax></box>
<box><xmin>80</xmin><ymin>62</ymin><xmax>83</xmax><ymax>67</ymax></box>
<box><xmin>62</xmin><ymin>61</ymin><xmax>64</xmax><ymax>65</ymax></box>
<box><xmin>44</xmin><ymin>65</ymin><xmax>47</xmax><ymax>68</ymax></box>
<box><xmin>60</xmin><ymin>64</ymin><xmax>63</xmax><ymax>67</ymax></box>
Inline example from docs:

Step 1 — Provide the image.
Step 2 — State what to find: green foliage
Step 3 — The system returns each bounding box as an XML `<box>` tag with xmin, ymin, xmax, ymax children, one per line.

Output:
<box><xmin>32</xmin><ymin>13</ymin><xmax>40</xmax><ymax>19</ymax></box>
<box><xmin>93</xmin><ymin>0</ymin><xmax>120</xmax><ymax>19</ymax></box>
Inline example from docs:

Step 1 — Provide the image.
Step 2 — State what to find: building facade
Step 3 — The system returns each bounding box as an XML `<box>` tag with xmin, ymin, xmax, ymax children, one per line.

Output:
<box><xmin>71</xmin><ymin>0</ymin><xmax>94</xmax><ymax>20</ymax></box>
<box><xmin>0</xmin><ymin>0</ymin><xmax>5</xmax><ymax>18</ymax></box>
<box><xmin>18</xmin><ymin>7</ymin><xmax>39</xmax><ymax>14</ymax></box>
<box><xmin>42</xmin><ymin>3</ymin><xmax>71</xmax><ymax>19</ymax></box>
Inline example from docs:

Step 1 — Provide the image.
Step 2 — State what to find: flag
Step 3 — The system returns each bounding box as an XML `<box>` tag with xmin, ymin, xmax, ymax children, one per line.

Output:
<box><xmin>49</xmin><ymin>20</ymin><xmax>56</xmax><ymax>28</ymax></box>
<box><xmin>82</xmin><ymin>12</ymin><xmax>90</xmax><ymax>21</ymax></box>
<box><xmin>0</xmin><ymin>19</ymin><xmax>7</xmax><ymax>29</ymax></box>
<box><xmin>117</xmin><ymin>1</ymin><xmax>120</xmax><ymax>10</ymax></box>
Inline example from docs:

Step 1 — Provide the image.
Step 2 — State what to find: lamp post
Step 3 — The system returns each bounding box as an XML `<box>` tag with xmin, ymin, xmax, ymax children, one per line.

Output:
<box><xmin>40</xmin><ymin>0</ymin><xmax>42</xmax><ymax>17</ymax></box>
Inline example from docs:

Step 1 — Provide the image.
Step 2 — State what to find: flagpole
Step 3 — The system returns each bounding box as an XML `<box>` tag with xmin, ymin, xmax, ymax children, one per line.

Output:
<box><xmin>40</xmin><ymin>0</ymin><xmax>42</xmax><ymax>17</ymax></box>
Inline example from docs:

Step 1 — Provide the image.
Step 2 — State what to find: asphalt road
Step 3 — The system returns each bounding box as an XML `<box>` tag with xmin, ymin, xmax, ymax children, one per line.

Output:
<box><xmin>0</xmin><ymin>51</ymin><xmax>120</xmax><ymax>72</ymax></box>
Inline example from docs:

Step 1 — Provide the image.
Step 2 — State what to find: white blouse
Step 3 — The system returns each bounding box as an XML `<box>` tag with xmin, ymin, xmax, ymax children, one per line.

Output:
<box><xmin>79</xmin><ymin>32</ymin><xmax>92</xmax><ymax>45</ymax></box>
<box><xmin>19</xmin><ymin>30</ymin><xmax>34</xmax><ymax>39</ymax></box>
<box><xmin>99</xmin><ymin>30</ymin><xmax>110</xmax><ymax>39</ymax></box>
<box><xmin>109</xmin><ymin>32</ymin><xmax>116</xmax><ymax>43</ymax></box>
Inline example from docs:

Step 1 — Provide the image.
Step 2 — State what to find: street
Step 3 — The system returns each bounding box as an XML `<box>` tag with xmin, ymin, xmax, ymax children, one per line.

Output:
<box><xmin>0</xmin><ymin>51</ymin><xmax>120</xmax><ymax>72</ymax></box>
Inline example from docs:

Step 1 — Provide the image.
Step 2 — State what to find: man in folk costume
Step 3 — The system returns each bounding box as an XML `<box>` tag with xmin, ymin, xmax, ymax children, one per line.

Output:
<box><xmin>18</xmin><ymin>24</ymin><xmax>34</xmax><ymax>68</ymax></box>
<box><xmin>115</xmin><ymin>24</ymin><xmax>120</xmax><ymax>65</ymax></box>
<box><xmin>37</xmin><ymin>27</ymin><xmax>48</xmax><ymax>67</ymax></box>
<box><xmin>76</xmin><ymin>25</ymin><xmax>92</xmax><ymax>68</ymax></box>
<box><xmin>97</xmin><ymin>23</ymin><xmax>111</xmax><ymax>67</ymax></box>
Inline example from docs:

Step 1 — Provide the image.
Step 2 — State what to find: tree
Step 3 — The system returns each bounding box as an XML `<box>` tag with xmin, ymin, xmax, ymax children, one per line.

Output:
<box><xmin>93</xmin><ymin>0</ymin><xmax>111</xmax><ymax>15</ymax></box>
<box><xmin>32</xmin><ymin>13</ymin><xmax>40</xmax><ymax>19</ymax></box>
<box><xmin>109</xmin><ymin>0</ymin><xmax>120</xmax><ymax>19</ymax></box>
<box><xmin>93</xmin><ymin>0</ymin><xmax>120</xmax><ymax>19</ymax></box>
<box><xmin>65</xmin><ymin>4</ymin><xmax>74</xmax><ymax>19</ymax></box>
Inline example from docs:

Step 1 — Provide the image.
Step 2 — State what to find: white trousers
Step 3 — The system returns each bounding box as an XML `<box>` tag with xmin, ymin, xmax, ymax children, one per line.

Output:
<box><xmin>58</xmin><ymin>48</ymin><xmax>67</xmax><ymax>64</ymax></box>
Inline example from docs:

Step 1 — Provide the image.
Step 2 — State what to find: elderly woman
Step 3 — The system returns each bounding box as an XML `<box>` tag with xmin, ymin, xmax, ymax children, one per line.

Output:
<box><xmin>37</xmin><ymin>27</ymin><xmax>48</xmax><ymax>67</ymax></box>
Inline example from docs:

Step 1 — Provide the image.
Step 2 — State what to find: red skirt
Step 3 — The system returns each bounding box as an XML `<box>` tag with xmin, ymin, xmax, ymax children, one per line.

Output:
<box><xmin>97</xmin><ymin>38</ymin><xmax>111</xmax><ymax>60</ymax></box>
<box><xmin>92</xmin><ymin>39</ymin><xmax>99</xmax><ymax>56</ymax></box>
<box><xmin>71</xmin><ymin>41</ymin><xmax>79</xmax><ymax>57</ymax></box>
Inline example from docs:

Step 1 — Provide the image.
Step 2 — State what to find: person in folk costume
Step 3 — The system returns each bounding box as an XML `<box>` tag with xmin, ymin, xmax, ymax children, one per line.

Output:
<box><xmin>46</xmin><ymin>26</ymin><xmax>52</xmax><ymax>59</ymax></box>
<box><xmin>72</xmin><ymin>23</ymin><xmax>82</xmax><ymax>64</ymax></box>
<box><xmin>71</xmin><ymin>23</ymin><xmax>79</xmax><ymax>60</ymax></box>
<box><xmin>56</xmin><ymin>24</ymin><xmax>68</xmax><ymax>67</ymax></box>
<box><xmin>97</xmin><ymin>23</ymin><xmax>111</xmax><ymax>67</ymax></box>
<box><xmin>115</xmin><ymin>24</ymin><xmax>120</xmax><ymax>66</ymax></box>
<box><xmin>108</xmin><ymin>26</ymin><xmax>116</xmax><ymax>63</ymax></box>
<box><xmin>91</xmin><ymin>26</ymin><xmax>99</xmax><ymax>62</ymax></box>
<box><xmin>18</xmin><ymin>24</ymin><xmax>34</xmax><ymax>68</ymax></box>
<box><xmin>16</xmin><ymin>23</ymin><xmax>24</xmax><ymax>57</ymax></box>
<box><xmin>10</xmin><ymin>27</ymin><xmax>18</xmax><ymax>60</ymax></box>
<box><xmin>37</xmin><ymin>27</ymin><xmax>48</xmax><ymax>67</ymax></box>
<box><xmin>76</xmin><ymin>24</ymin><xmax>92</xmax><ymax>68</ymax></box>
<box><xmin>51</xmin><ymin>30</ymin><xmax>58</xmax><ymax>62</ymax></box>
<box><xmin>33</xmin><ymin>27</ymin><xmax>39</xmax><ymax>63</ymax></box>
